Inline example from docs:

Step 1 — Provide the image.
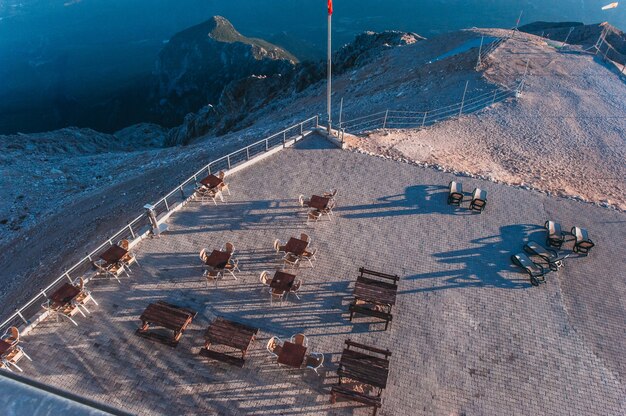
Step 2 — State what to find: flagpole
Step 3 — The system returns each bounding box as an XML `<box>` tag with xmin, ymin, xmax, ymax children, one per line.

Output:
<box><xmin>327</xmin><ymin>7</ymin><xmax>332</xmax><ymax>134</ymax></box>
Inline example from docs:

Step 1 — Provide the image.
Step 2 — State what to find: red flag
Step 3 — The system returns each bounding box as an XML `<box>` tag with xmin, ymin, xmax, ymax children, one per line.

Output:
<box><xmin>328</xmin><ymin>0</ymin><xmax>333</xmax><ymax>15</ymax></box>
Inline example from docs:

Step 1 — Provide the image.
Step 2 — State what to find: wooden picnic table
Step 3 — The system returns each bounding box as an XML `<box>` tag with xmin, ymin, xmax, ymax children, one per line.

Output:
<box><xmin>49</xmin><ymin>283</ymin><xmax>81</xmax><ymax>307</ymax></box>
<box><xmin>338</xmin><ymin>348</ymin><xmax>390</xmax><ymax>390</ymax></box>
<box><xmin>99</xmin><ymin>244</ymin><xmax>128</xmax><ymax>265</ymax></box>
<box><xmin>200</xmin><ymin>174</ymin><xmax>223</xmax><ymax>189</ymax></box>
<box><xmin>204</xmin><ymin>317</ymin><xmax>258</xmax><ymax>359</ymax></box>
<box><xmin>270</xmin><ymin>271</ymin><xmax>296</xmax><ymax>293</ymax></box>
<box><xmin>308</xmin><ymin>195</ymin><xmax>330</xmax><ymax>210</ymax></box>
<box><xmin>205</xmin><ymin>250</ymin><xmax>231</xmax><ymax>269</ymax></box>
<box><xmin>354</xmin><ymin>275</ymin><xmax>397</xmax><ymax>307</ymax></box>
<box><xmin>284</xmin><ymin>237</ymin><xmax>308</xmax><ymax>256</ymax></box>
<box><xmin>0</xmin><ymin>339</ymin><xmax>12</xmax><ymax>356</ymax></box>
<box><xmin>137</xmin><ymin>301</ymin><xmax>196</xmax><ymax>345</ymax></box>
<box><xmin>277</xmin><ymin>341</ymin><xmax>308</xmax><ymax>368</ymax></box>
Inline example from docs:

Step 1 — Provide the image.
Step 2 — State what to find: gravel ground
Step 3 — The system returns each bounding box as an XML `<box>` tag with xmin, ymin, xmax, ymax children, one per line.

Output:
<box><xmin>346</xmin><ymin>33</ymin><xmax>626</xmax><ymax>211</ymax></box>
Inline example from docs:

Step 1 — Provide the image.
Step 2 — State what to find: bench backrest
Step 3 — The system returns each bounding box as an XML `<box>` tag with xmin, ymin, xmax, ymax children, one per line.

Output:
<box><xmin>359</xmin><ymin>267</ymin><xmax>399</xmax><ymax>283</ymax></box>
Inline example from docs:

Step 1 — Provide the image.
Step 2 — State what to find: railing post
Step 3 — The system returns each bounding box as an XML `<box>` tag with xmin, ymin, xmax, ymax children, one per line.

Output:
<box><xmin>179</xmin><ymin>186</ymin><xmax>185</xmax><ymax>200</ymax></box>
<box><xmin>128</xmin><ymin>223</ymin><xmax>136</xmax><ymax>239</ymax></box>
<box><xmin>459</xmin><ymin>80</ymin><xmax>469</xmax><ymax>116</ymax></box>
<box><xmin>227</xmin><ymin>155</ymin><xmax>231</xmax><ymax>169</ymax></box>
<box><xmin>164</xmin><ymin>197</ymin><xmax>170</xmax><ymax>212</ymax></box>
<box><xmin>16</xmin><ymin>310</ymin><xmax>28</xmax><ymax>325</ymax></box>
<box><xmin>246</xmin><ymin>147</ymin><xmax>250</xmax><ymax>160</ymax></box>
<box><xmin>65</xmin><ymin>271</ymin><xmax>73</xmax><ymax>283</ymax></box>
<box><xmin>282</xmin><ymin>131</ymin><xmax>286</xmax><ymax>148</ymax></box>
<box><xmin>382</xmin><ymin>110</ymin><xmax>389</xmax><ymax>129</ymax></box>
<box><xmin>86</xmin><ymin>252</ymin><xmax>93</xmax><ymax>262</ymax></box>
<box><xmin>265</xmin><ymin>138</ymin><xmax>269</xmax><ymax>151</ymax></box>
<box><xmin>300</xmin><ymin>122</ymin><xmax>303</xmax><ymax>136</ymax></box>
<box><xmin>421</xmin><ymin>112</ymin><xmax>428</xmax><ymax>128</ymax></box>
<box><xmin>492</xmin><ymin>90</ymin><xmax>497</xmax><ymax>105</ymax></box>
<box><xmin>315</xmin><ymin>115</ymin><xmax>319</xmax><ymax>128</ymax></box>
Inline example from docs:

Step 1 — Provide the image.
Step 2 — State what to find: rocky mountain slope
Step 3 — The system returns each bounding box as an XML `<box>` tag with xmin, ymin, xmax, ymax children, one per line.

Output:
<box><xmin>154</xmin><ymin>16</ymin><xmax>298</xmax><ymax>125</ymax></box>
<box><xmin>519</xmin><ymin>21</ymin><xmax>626</xmax><ymax>65</ymax></box>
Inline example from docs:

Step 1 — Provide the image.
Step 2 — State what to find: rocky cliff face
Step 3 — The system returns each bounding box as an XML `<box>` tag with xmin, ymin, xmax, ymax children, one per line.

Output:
<box><xmin>154</xmin><ymin>16</ymin><xmax>297</xmax><ymax>125</ymax></box>
<box><xmin>166</xmin><ymin>30</ymin><xmax>424</xmax><ymax>146</ymax></box>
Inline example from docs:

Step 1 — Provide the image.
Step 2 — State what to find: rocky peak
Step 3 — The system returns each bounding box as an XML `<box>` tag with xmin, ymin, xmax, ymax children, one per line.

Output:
<box><xmin>154</xmin><ymin>16</ymin><xmax>297</xmax><ymax>124</ymax></box>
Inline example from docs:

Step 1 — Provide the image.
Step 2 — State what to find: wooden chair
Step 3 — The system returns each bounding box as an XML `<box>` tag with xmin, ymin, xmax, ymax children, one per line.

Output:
<box><xmin>511</xmin><ymin>252</ymin><xmax>548</xmax><ymax>286</ymax></box>
<box><xmin>217</xmin><ymin>171</ymin><xmax>225</xmax><ymax>180</ymax></box>
<box><xmin>298</xmin><ymin>194</ymin><xmax>310</xmax><ymax>207</ymax></box>
<box><xmin>270</xmin><ymin>288</ymin><xmax>285</xmax><ymax>306</ymax></box>
<box><xmin>224</xmin><ymin>258</ymin><xmax>240</xmax><ymax>280</ymax></box>
<box><xmin>259</xmin><ymin>271</ymin><xmax>271</xmax><ymax>290</ymax></box>
<box><xmin>287</xmin><ymin>280</ymin><xmax>302</xmax><ymax>300</ymax></box>
<box><xmin>118</xmin><ymin>239</ymin><xmax>140</xmax><ymax>270</ymax></box>
<box><xmin>73</xmin><ymin>277</ymin><xmax>98</xmax><ymax>313</ymax></box>
<box><xmin>42</xmin><ymin>300</ymin><xmax>83</xmax><ymax>326</ymax></box>
<box><xmin>2</xmin><ymin>345</ymin><xmax>32</xmax><ymax>372</ymax></box>
<box><xmin>219</xmin><ymin>182</ymin><xmax>231</xmax><ymax>195</ymax></box>
<box><xmin>273</xmin><ymin>239</ymin><xmax>286</xmax><ymax>254</ymax></box>
<box><xmin>322</xmin><ymin>199</ymin><xmax>336</xmax><ymax>220</ymax></box>
<box><xmin>93</xmin><ymin>260</ymin><xmax>126</xmax><ymax>283</ymax></box>
<box><xmin>307</xmin><ymin>210</ymin><xmax>322</xmax><ymax>224</ymax></box>
<box><xmin>300</xmin><ymin>233</ymin><xmax>311</xmax><ymax>244</ymax></box>
<box><xmin>266</xmin><ymin>336</ymin><xmax>283</xmax><ymax>358</ymax></box>
<box><xmin>469</xmin><ymin>188</ymin><xmax>487</xmax><ymax>212</ymax></box>
<box><xmin>204</xmin><ymin>269</ymin><xmax>223</xmax><ymax>288</ymax></box>
<box><xmin>571</xmin><ymin>227</ymin><xmax>594</xmax><ymax>255</ymax></box>
<box><xmin>197</xmin><ymin>187</ymin><xmax>223</xmax><ymax>205</ymax></box>
<box><xmin>302</xmin><ymin>248</ymin><xmax>317</xmax><ymax>267</ymax></box>
<box><xmin>221</xmin><ymin>242</ymin><xmax>235</xmax><ymax>255</ymax></box>
<box><xmin>305</xmin><ymin>352</ymin><xmax>324</xmax><ymax>374</ymax></box>
<box><xmin>282</xmin><ymin>253</ymin><xmax>300</xmax><ymax>270</ymax></box>
<box><xmin>323</xmin><ymin>189</ymin><xmax>338</xmax><ymax>199</ymax></box>
<box><xmin>2</xmin><ymin>327</ymin><xmax>19</xmax><ymax>346</ymax></box>
<box><xmin>544</xmin><ymin>221</ymin><xmax>565</xmax><ymax>249</ymax></box>
<box><xmin>290</xmin><ymin>333</ymin><xmax>309</xmax><ymax>348</ymax></box>
<box><xmin>447</xmin><ymin>181</ymin><xmax>463</xmax><ymax>206</ymax></box>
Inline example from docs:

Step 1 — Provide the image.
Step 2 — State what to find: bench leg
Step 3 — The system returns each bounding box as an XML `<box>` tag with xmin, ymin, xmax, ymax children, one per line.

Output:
<box><xmin>384</xmin><ymin>319</ymin><xmax>389</xmax><ymax>331</ymax></box>
<box><xmin>349</xmin><ymin>310</ymin><xmax>354</xmax><ymax>321</ymax></box>
<box><xmin>330</xmin><ymin>392</ymin><xmax>336</xmax><ymax>404</ymax></box>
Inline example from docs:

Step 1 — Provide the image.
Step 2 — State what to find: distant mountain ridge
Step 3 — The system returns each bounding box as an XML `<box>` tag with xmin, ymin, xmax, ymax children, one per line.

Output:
<box><xmin>154</xmin><ymin>16</ymin><xmax>298</xmax><ymax>125</ymax></box>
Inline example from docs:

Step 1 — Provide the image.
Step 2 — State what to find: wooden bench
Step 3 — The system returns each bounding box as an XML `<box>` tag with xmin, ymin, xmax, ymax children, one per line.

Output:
<box><xmin>349</xmin><ymin>302</ymin><xmax>393</xmax><ymax>330</ymax></box>
<box><xmin>330</xmin><ymin>385</ymin><xmax>382</xmax><ymax>415</ymax></box>
<box><xmin>199</xmin><ymin>348</ymin><xmax>245</xmax><ymax>368</ymax></box>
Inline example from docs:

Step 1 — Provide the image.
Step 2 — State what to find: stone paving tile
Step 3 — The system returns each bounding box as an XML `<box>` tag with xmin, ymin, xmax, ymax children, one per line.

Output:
<box><xmin>17</xmin><ymin>134</ymin><xmax>626</xmax><ymax>415</ymax></box>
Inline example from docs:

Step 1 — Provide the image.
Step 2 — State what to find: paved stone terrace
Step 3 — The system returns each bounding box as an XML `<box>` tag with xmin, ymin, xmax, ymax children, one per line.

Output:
<box><xmin>17</xmin><ymin>134</ymin><xmax>626</xmax><ymax>415</ymax></box>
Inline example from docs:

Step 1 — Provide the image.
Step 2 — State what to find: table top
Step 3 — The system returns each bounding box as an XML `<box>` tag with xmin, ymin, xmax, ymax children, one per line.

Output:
<box><xmin>99</xmin><ymin>245</ymin><xmax>128</xmax><ymax>264</ymax></box>
<box><xmin>308</xmin><ymin>195</ymin><xmax>330</xmax><ymax>210</ymax></box>
<box><xmin>204</xmin><ymin>317</ymin><xmax>258</xmax><ymax>351</ymax></box>
<box><xmin>0</xmin><ymin>340</ymin><xmax>13</xmax><ymax>355</ymax></box>
<box><xmin>140</xmin><ymin>302</ymin><xmax>195</xmax><ymax>332</ymax></box>
<box><xmin>270</xmin><ymin>271</ymin><xmax>296</xmax><ymax>292</ymax></box>
<box><xmin>200</xmin><ymin>174</ymin><xmax>223</xmax><ymax>189</ymax></box>
<box><xmin>339</xmin><ymin>348</ymin><xmax>390</xmax><ymax>389</ymax></box>
<box><xmin>205</xmin><ymin>250</ymin><xmax>231</xmax><ymax>269</ymax></box>
<box><xmin>354</xmin><ymin>276</ymin><xmax>397</xmax><ymax>306</ymax></box>
<box><xmin>284</xmin><ymin>237</ymin><xmax>308</xmax><ymax>256</ymax></box>
<box><xmin>277</xmin><ymin>341</ymin><xmax>308</xmax><ymax>368</ymax></box>
<box><xmin>50</xmin><ymin>283</ymin><xmax>81</xmax><ymax>305</ymax></box>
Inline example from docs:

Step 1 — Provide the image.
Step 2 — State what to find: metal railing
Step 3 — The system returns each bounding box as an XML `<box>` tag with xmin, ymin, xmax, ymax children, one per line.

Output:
<box><xmin>338</xmin><ymin>81</ymin><xmax>520</xmax><ymax>134</ymax></box>
<box><xmin>0</xmin><ymin>115</ymin><xmax>319</xmax><ymax>333</ymax></box>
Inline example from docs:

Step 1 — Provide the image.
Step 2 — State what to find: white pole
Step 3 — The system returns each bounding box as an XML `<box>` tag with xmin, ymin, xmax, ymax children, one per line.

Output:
<box><xmin>327</xmin><ymin>11</ymin><xmax>332</xmax><ymax>134</ymax></box>
<box><xmin>338</xmin><ymin>97</ymin><xmax>343</xmax><ymax>127</ymax></box>
<box><xmin>476</xmin><ymin>36</ymin><xmax>484</xmax><ymax>69</ymax></box>
<box><xmin>562</xmin><ymin>27</ymin><xmax>574</xmax><ymax>48</ymax></box>
<box><xmin>459</xmin><ymin>81</ymin><xmax>469</xmax><ymax>116</ymax></box>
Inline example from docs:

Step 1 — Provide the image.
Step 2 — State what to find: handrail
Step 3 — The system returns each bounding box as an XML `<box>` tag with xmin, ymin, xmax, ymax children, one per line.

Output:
<box><xmin>0</xmin><ymin>115</ymin><xmax>319</xmax><ymax>333</ymax></box>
